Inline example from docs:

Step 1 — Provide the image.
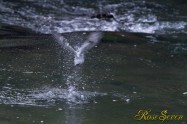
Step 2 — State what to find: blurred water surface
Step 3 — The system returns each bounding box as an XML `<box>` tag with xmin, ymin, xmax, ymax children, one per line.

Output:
<box><xmin>0</xmin><ymin>0</ymin><xmax>187</xmax><ymax>124</ymax></box>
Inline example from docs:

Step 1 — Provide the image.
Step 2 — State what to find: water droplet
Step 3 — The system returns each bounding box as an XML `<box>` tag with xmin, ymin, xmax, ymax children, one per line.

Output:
<box><xmin>125</xmin><ymin>99</ymin><xmax>130</xmax><ymax>103</ymax></box>
<box><xmin>183</xmin><ymin>92</ymin><xmax>187</xmax><ymax>95</ymax></box>
<box><xmin>58</xmin><ymin>108</ymin><xmax>63</xmax><ymax>111</ymax></box>
<box><xmin>81</xmin><ymin>95</ymin><xmax>84</xmax><ymax>99</ymax></box>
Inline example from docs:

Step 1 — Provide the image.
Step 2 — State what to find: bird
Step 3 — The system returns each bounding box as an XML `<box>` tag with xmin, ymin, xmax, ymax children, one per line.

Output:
<box><xmin>52</xmin><ymin>32</ymin><xmax>103</xmax><ymax>66</ymax></box>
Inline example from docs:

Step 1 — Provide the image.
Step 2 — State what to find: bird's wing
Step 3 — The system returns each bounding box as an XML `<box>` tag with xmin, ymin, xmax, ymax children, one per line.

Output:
<box><xmin>78</xmin><ymin>32</ymin><xmax>103</xmax><ymax>54</ymax></box>
<box><xmin>52</xmin><ymin>33</ymin><xmax>76</xmax><ymax>54</ymax></box>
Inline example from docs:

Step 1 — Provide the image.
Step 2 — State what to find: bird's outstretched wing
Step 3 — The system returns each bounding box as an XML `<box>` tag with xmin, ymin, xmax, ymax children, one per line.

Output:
<box><xmin>78</xmin><ymin>32</ymin><xmax>103</xmax><ymax>54</ymax></box>
<box><xmin>52</xmin><ymin>33</ymin><xmax>76</xmax><ymax>54</ymax></box>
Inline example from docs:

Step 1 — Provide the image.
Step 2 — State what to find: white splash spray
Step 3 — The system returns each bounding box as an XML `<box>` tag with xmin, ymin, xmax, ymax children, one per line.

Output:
<box><xmin>53</xmin><ymin>32</ymin><xmax>103</xmax><ymax>66</ymax></box>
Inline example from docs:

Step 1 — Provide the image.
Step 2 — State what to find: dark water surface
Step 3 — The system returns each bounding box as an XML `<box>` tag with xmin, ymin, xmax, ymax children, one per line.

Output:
<box><xmin>0</xmin><ymin>34</ymin><xmax>187</xmax><ymax>123</ymax></box>
<box><xmin>0</xmin><ymin>0</ymin><xmax>187</xmax><ymax>124</ymax></box>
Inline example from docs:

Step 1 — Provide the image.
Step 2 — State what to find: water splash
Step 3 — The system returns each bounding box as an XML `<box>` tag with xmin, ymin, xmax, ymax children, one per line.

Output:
<box><xmin>53</xmin><ymin>32</ymin><xmax>103</xmax><ymax>65</ymax></box>
<box><xmin>0</xmin><ymin>86</ymin><xmax>108</xmax><ymax>106</ymax></box>
<box><xmin>52</xmin><ymin>32</ymin><xmax>104</xmax><ymax>104</ymax></box>
<box><xmin>0</xmin><ymin>85</ymin><xmax>141</xmax><ymax>106</ymax></box>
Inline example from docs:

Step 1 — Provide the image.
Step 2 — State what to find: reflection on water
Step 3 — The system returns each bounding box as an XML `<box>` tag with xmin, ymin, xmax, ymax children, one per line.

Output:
<box><xmin>64</xmin><ymin>104</ymin><xmax>84</xmax><ymax>124</ymax></box>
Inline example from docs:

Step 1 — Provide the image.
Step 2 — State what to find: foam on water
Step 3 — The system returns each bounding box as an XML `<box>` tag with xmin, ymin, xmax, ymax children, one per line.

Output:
<box><xmin>0</xmin><ymin>0</ymin><xmax>187</xmax><ymax>34</ymax></box>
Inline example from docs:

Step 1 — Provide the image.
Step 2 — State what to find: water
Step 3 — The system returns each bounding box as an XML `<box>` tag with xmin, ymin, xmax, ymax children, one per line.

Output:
<box><xmin>0</xmin><ymin>0</ymin><xmax>187</xmax><ymax>34</ymax></box>
<box><xmin>0</xmin><ymin>33</ymin><xmax>187</xmax><ymax>123</ymax></box>
<box><xmin>0</xmin><ymin>0</ymin><xmax>187</xmax><ymax>124</ymax></box>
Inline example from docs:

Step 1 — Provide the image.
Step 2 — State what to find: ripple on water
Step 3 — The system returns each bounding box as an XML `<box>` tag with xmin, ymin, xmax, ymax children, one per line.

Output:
<box><xmin>0</xmin><ymin>86</ymin><xmax>142</xmax><ymax>106</ymax></box>
<box><xmin>0</xmin><ymin>87</ymin><xmax>108</xmax><ymax>106</ymax></box>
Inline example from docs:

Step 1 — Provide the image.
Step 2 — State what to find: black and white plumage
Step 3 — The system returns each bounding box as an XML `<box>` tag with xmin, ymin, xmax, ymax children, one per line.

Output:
<box><xmin>53</xmin><ymin>32</ymin><xmax>103</xmax><ymax>66</ymax></box>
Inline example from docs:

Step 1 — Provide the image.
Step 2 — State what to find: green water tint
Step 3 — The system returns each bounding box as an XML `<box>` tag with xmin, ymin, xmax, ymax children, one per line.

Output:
<box><xmin>0</xmin><ymin>32</ymin><xmax>186</xmax><ymax>124</ymax></box>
